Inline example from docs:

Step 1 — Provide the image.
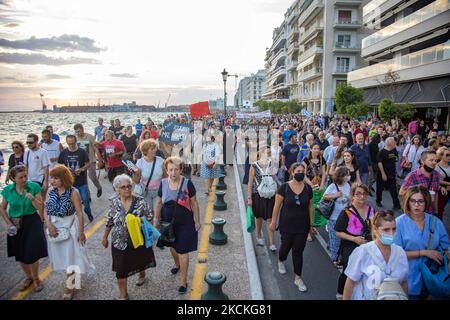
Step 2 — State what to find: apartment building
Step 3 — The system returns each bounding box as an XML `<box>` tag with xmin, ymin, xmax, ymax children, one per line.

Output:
<box><xmin>348</xmin><ymin>0</ymin><xmax>450</xmax><ymax>121</ymax></box>
<box><xmin>262</xmin><ymin>23</ymin><xmax>289</xmax><ymax>101</ymax></box>
<box><xmin>234</xmin><ymin>70</ymin><xmax>267</xmax><ymax>108</ymax></box>
<box><xmin>264</xmin><ymin>0</ymin><xmax>371</xmax><ymax>115</ymax></box>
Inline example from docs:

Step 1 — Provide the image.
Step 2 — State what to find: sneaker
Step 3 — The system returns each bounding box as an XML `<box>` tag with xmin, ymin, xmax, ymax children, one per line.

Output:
<box><xmin>87</xmin><ymin>214</ymin><xmax>94</xmax><ymax>222</ymax></box>
<box><xmin>336</xmin><ymin>293</ymin><xmax>343</xmax><ymax>300</ymax></box>
<box><xmin>97</xmin><ymin>188</ymin><xmax>102</xmax><ymax>198</ymax></box>
<box><xmin>178</xmin><ymin>284</ymin><xmax>188</xmax><ymax>294</ymax></box>
<box><xmin>256</xmin><ymin>238</ymin><xmax>265</xmax><ymax>247</ymax></box>
<box><xmin>278</xmin><ymin>261</ymin><xmax>287</xmax><ymax>274</ymax></box>
<box><xmin>269</xmin><ymin>244</ymin><xmax>277</xmax><ymax>252</ymax></box>
<box><xmin>294</xmin><ymin>278</ymin><xmax>307</xmax><ymax>292</ymax></box>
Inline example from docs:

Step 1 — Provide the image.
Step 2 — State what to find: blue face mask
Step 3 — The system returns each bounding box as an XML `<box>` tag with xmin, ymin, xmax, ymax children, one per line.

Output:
<box><xmin>380</xmin><ymin>233</ymin><xmax>395</xmax><ymax>246</ymax></box>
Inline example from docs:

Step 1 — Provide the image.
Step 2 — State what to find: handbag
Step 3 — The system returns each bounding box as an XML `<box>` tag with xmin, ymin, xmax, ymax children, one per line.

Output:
<box><xmin>419</xmin><ymin>215</ymin><xmax>450</xmax><ymax>298</ymax></box>
<box><xmin>10</xmin><ymin>217</ymin><xmax>23</xmax><ymax>230</ymax></box>
<box><xmin>316</xmin><ymin>183</ymin><xmax>340</xmax><ymax>220</ymax></box>
<box><xmin>159</xmin><ymin>178</ymin><xmax>185</xmax><ymax>245</ymax></box>
<box><xmin>46</xmin><ymin>215</ymin><xmax>75</xmax><ymax>243</ymax></box>
<box><xmin>246</xmin><ymin>206</ymin><xmax>255</xmax><ymax>233</ymax></box>
<box><xmin>400</xmin><ymin>144</ymin><xmax>412</xmax><ymax>169</ymax></box>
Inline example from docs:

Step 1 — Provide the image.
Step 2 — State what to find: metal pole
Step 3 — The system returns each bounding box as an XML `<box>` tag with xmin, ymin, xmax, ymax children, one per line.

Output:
<box><xmin>224</xmin><ymin>80</ymin><xmax>227</xmax><ymax>117</ymax></box>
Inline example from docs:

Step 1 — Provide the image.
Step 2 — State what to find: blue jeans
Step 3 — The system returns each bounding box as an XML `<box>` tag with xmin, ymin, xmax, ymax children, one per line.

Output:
<box><xmin>76</xmin><ymin>184</ymin><xmax>92</xmax><ymax>217</ymax></box>
<box><xmin>327</xmin><ymin>219</ymin><xmax>341</xmax><ymax>262</ymax></box>
<box><xmin>360</xmin><ymin>172</ymin><xmax>369</xmax><ymax>186</ymax></box>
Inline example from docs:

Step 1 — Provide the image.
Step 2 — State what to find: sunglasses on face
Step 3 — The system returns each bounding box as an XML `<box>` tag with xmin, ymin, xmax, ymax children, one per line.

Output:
<box><xmin>26</xmin><ymin>141</ymin><xmax>35</xmax><ymax>145</ymax></box>
<box><xmin>12</xmin><ymin>145</ymin><xmax>20</xmax><ymax>149</ymax></box>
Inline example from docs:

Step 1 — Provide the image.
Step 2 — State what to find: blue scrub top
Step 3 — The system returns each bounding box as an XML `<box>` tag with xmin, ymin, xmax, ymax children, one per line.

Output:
<box><xmin>394</xmin><ymin>213</ymin><xmax>450</xmax><ymax>295</ymax></box>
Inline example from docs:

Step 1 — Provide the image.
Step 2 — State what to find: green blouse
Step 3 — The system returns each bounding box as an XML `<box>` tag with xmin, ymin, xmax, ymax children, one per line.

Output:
<box><xmin>1</xmin><ymin>181</ymin><xmax>42</xmax><ymax>218</ymax></box>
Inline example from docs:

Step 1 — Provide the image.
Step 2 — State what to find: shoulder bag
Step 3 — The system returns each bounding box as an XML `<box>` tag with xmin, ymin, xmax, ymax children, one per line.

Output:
<box><xmin>419</xmin><ymin>215</ymin><xmax>450</xmax><ymax>298</ymax></box>
<box><xmin>134</xmin><ymin>159</ymin><xmax>157</xmax><ymax>196</ymax></box>
<box><xmin>316</xmin><ymin>183</ymin><xmax>340</xmax><ymax>220</ymax></box>
<box><xmin>159</xmin><ymin>178</ymin><xmax>185</xmax><ymax>245</ymax></box>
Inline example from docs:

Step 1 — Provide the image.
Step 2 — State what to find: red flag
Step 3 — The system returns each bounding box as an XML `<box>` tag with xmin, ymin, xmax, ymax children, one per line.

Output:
<box><xmin>189</xmin><ymin>101</ymin><xmax>210</xmax><ymax>119</ymax></box>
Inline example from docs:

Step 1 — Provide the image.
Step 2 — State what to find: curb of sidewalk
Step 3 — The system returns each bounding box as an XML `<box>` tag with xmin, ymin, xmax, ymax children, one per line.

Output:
<box><xmin>233</xmin><ymin>152</ymin><xmax>264</xmax><ymax>300</ymax></box>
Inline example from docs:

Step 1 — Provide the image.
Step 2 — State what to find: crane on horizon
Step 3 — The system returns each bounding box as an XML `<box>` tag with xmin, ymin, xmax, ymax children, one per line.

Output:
<box><xmin>40</xmin><ymin>93</ymin><xmax>47</xmax><ymax>112</ymax></box>
<box><xmin>164</xmin><ymin>94</ymin><xmax>171</xmax><ymax>108</ymax></box>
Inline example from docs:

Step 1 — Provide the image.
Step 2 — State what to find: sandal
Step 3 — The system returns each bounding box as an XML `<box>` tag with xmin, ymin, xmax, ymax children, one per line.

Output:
<box><xmin>19</xmin><ymin>278</ymin><xmax>33</xmax><ymax>291</ymax></box>
<box><xmin>135</xmin><ymin>277</ymin><xmax>146</xmax><ymax>286</ymax></box>
<box><xmin>307</xmin><ymin>234</ymin><xmax>313</xmax><ymax>242</ymax></box>
<box><xmin>33</xmin><ymin>279</ymin><xmax>44</xmax><ymax>293</ymax></box>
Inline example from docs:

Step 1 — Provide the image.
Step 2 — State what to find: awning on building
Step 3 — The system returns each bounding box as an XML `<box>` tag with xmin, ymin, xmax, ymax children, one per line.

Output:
<box><xmin>363</xmin><ymin>76</ymin><xmax>450</xmax><ymax>108</ymax></box>
<box><xmin>297</xmin><ymin>55</ymin><xmax>315</xmax><ymax>70</ymax></box>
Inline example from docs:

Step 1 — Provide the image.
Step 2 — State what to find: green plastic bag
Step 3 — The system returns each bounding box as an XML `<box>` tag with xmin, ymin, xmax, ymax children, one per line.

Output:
<box><xmin>246</xmin><ymin>206</ymin><xmax>255</xmax><ymax>233</ymax></box>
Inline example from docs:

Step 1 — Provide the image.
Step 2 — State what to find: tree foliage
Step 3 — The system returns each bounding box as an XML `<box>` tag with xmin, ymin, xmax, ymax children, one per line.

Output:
<box><xmin>254</xmin><ymin>99</ymin><xmax>304</xmax><ymax>114</ymax></box>
<box><xmin>335</xmin><ymin>83</ymin><xmax>365</xmax><ymax>117</ymax></box>
<box><xmin>396</xmin><ymin>103</ymin><xmax>416</xmax><ymax>121</ymax></box>
<box><xmin>378</xmin><ymin>99</ymin><xmax>397</xmax><ymax>122</ymax></box>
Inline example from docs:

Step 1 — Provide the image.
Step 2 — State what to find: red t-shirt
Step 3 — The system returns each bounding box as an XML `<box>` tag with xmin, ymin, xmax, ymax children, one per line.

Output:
<box><xmin>101</xmin><ymin>139</ymin><xmax>126</xmax><ymax>168</ymax></box>
<box><xmin>150</xmin><ymin>130</ymin><xmax>159</xmax><ymax>140</ymax></box>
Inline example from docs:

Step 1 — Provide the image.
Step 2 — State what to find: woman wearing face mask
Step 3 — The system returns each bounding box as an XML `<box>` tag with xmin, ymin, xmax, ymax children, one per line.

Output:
<box><xmin>269</xmin><ymin>163</ymin><xmax>313</xmax><ymax>292</ymax></box>
<box><xmin>334</xmin><ymin>183</ymin><xmax>375</xmax><ymax>299</ymax></box>
<box><xmin>323</xmin><ymin>166</ymin><xmax>351</xmax><ymax>267</ymax></box>
<box><xmin>200</xmin><ymin>135</ymin><xmax>221</xmax><ymax>195</ymax></box>
<box><xmin>343</xmin><ymin>211</ymin><xmax>409</xmax><ymax>300</ymax></box>
<box><xmin>394</xmin><ymin>186</ymin><xmax>450</xmax><ymax>300</ymax></box>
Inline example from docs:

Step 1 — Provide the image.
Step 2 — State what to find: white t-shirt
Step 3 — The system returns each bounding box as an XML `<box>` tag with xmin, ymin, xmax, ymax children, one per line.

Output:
<box><xmin>136</xmin><ymin>156</ymin><xmax>164</xmax><ymax>191</ymax></box>
<box><xmin>41</xmin><ymin>140</ymin><xmax>61</xmax><ymax>169</ymax></box>
<box><xmin>24</xmin><ymin>148</ymin><xmax>50</xmax><ymax>183</ymax></box>
<box><xmin>324</xmin><ymin>182</ymin><xmax>351</xmax><ymax>220</ymax></box>
<box><xmin>345</xmin><ymin>242</ymin><xmax>409</xmax><ymax>300</ymax></box>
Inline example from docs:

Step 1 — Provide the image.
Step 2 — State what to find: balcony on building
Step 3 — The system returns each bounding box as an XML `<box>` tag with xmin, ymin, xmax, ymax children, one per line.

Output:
<box><xmin>333</xmin><ymin>41</ymin><xmax>361</xmax><ymax>53</ymax></box>
<box><xmin>333</xmin><ymin>65</ymin><xmax>357</xmax><ymax>75</ymax></box>
<box><xmin>271</xmin><ymin>29</ymin><xmax>287</xmax><ymax>51</ymax></box>
<box><xmin>363</xmin><ymin>0</ymin><xmax>406</xmax><ymax>25</ymax></box>
<box><xmin>269</xmin><ymin>48</ymin><xmax>287</xmax><ymax>64</ymax></box>
<box><xmin>298</xmin><ymin>65</ymin><xmax>323</xmax><ymax>82</ymax></box>
<box><xmin>298</xmin><ymin>42</ymin><xmax>323</xmax><ymax>64</ymax></box>
<box><xmin>288</xmin><ymin>41</ymin><xmax>300</xmax><ymax>57</ymax></box>
<box><xmin>334</xmin><ymin>19</ymin><xmax>362</xmax><ymax>29</ymax></box>
<box><xmin>288</xmin><ymin>25</ymin><xmax>300</xmax><ymax>42</ymax></box>
<box><xmin>298</xmin><ymin>0</ymin><xmax>324</xmax><ymax>27</ymax></box>
<box><xmin>361</xmin><ymin>0</ymin><xmax>450</xmax><ymax>58</ymax></box>
<box><xmin>349</xmin><ymin>40</ymin><xmax>450</xmax><ymax>87</ymax></box>
<box><xmin>299</xmin><ymin>20</ymin><xmax>324</xmax><ymax>45</ymax></box>
<box><xmin>334</xmin><ymin>0</ymin><xmax>362</xmax><ymax>6</ymax></box>
<box><xmin>270</xmin><ymin>65</ymin><xmax>287</xmax><ymax>82</ymax></box>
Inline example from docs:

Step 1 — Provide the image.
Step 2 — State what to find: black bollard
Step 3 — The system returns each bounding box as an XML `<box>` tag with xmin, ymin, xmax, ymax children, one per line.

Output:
<box><xmin>209</xmin><ymin>218</ymin><xmax>227</xmax><ymax>245</ymax></box>
<box><xmin>215</xmin><ymin>175</ymin><xmax>227</xmax><ymax>190</ymax></box>
<box><xmin>213</xmin><ymin>191</ymin><xmax>227</xmax><ymax>211</ymax></box>
<box><xmin>220</xmin><ymin>164</ymin><xmax>227</xmax><ymax>176</ymax></box>
<box><xmin>201</xmin><ymin>271</ymin><xmax>229</xmax><ymax>300</ymax></box>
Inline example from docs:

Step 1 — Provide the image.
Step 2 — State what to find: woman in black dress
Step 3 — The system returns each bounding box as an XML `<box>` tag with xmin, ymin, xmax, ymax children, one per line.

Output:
<box><xmin>5</xmin><ymin>141</ymin><xmax>25</xmax><ymax>184</ymax></box>
<box><xmin>154</xmin><ymin>157</ymin><xmax>201</xmax><ymax>294</ymax></box>
<box><xmin>270</xmin><ymin>162</ymin><xmax>314</xmax><ymax>292</ymax></box>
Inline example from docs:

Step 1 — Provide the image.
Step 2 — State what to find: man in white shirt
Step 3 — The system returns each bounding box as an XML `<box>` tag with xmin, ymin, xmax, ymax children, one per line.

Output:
<box><xmin>41</xmin><ymin>129</ymin><xmax>63</xmax><ymax>170</ymax></box>
<box><xmin>324</xmin><ymin>136</ymin><xmax>340</xmax><ymax>166</ymax></box>
<box><xmin>24</xmin><ymin>133</ymin><xmax>50</xmax><ymax>193</ymax></box>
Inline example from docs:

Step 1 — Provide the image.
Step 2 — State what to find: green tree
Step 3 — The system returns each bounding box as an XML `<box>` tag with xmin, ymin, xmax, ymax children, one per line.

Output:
<box><xmin>335</xmin><ymin>83</ymin><xmax>364</xmax><ymax>116</ymax></box>
<box><xmin>346</xmin><ymin>103</ymin><xmax>370</xmax><ymax>119</ymax></box>
<box><xmin>378</xmin><ymin>99</ymin><xmax>397</xmax><ymax>122</ymax></box>
<box><xmin>396</xmin><ymin>103</ymin><xmax>416</xmax><ymax>121</ymax></box>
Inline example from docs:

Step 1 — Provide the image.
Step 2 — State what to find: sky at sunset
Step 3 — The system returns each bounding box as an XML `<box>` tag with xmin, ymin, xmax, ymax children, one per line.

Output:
<box><xmin>0</xmin><ymin>0</ymin><xmax>293</xmax><ymax>111</ymax></box>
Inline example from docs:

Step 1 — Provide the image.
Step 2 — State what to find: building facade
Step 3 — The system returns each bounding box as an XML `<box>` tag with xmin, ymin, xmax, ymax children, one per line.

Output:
<box><xmin>348</xmin><ymin>0</ymin><xmax>450</xmax><ymax>121</ymax></box>
<box><xmin>234</xmin><ymin>70</ymin><xmax>267</xmax><ymax>108</ymax></box>
<box><xmin>264</xmin><ymin>0</ymin><xmax>371</xmax><ymax>115</ymax></box>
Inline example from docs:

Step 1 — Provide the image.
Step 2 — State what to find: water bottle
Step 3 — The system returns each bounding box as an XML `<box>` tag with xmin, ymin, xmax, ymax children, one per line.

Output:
<box><xmin>8</xmin><ymin>225</ymin><xmax>18</xmax><ymax>236</ymax></box>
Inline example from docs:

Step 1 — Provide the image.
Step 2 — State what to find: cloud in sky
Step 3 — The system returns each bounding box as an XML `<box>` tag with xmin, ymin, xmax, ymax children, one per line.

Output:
<box><xmin>46</xmin><ymin>74</ymin><xmax>71</xmax><ymax>79</ymax></box>
<box><xmin>3</xmin><ymin>22</ymin><xmax>19</xmax><ymax>28</ymax></box>
<box><xmin>0</xmin><ymin>34</ymin><xmax>106</xmax><ymax>52</ymax></box>
<box><xmin>0</xmin><ymin>52</ymin><xmax>101</xmax><ymax>65</ymax></box>
<box><xmin>110</xmin><ymin>73</ymin><xmax>138</xmax><ymax>79</ymax></box>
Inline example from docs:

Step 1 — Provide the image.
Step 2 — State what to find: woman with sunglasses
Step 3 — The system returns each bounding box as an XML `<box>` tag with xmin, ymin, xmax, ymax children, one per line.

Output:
<box><xmin>436</xmin><ymin>147</ymin><xmax>450</xmax><ymax>220</ymax></box>
<box><xmin>269</xmin><ymin>162</ymin><xmax>313</xmax><ymax>292</ymax></box>
<box><xmin>102</xmin><ymin>174</ymin><xmax>156</xmax><ymax>300</ymax></box>
<box><xmin>334</xmin><ymin>183</ymin><xmax>375</xmax><ymax>299</ymax></box>
<box><xmin>343</xmin><ymin>211</ymin><xmax>409</xmax><ymax>300</ymax></box>
<box><xmin>5</xmin><ymin>141</ymin><xmax>25</xmax><ymax>184</ymax></box>
<box><xmin>394</xmin><ymin>186</ymin><xmax>450</xmax><ymax>300</ymax></box>
<box><xmin>323</xmin><ymin>166</ymin><xmax>351</xmax><ymax>267</ymax></box>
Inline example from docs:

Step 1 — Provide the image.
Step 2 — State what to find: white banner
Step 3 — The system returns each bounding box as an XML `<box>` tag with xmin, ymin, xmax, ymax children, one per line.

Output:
<box><xmin>236</xmin><ymin>110</ymin><xmax>272</xmax><ymax>120</ymax></box>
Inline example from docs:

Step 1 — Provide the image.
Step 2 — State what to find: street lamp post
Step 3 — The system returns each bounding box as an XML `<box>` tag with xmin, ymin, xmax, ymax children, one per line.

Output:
<box><xmin>221</xmin><ymin>68</ymin><xmax>228</xmax><ymax>118</ymax></box>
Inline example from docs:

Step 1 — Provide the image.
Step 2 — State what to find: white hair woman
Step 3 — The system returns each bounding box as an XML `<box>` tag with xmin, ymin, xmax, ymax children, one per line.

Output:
<box><xmin>102</xmin><ymin>174</ymin><xmax>156</xmax><ymax>300</ymax></box>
